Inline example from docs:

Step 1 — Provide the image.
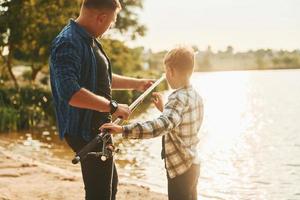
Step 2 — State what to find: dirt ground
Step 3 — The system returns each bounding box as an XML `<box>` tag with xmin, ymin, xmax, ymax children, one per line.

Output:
<box><xmin>0</xmin><ymin>147</ymin><xmax>167</xmax><ymax>200</ymax></box>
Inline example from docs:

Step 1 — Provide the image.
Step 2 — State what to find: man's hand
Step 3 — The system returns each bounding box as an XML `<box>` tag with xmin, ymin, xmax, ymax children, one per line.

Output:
<box><xmin>152</xmin><ymin>92</ymin><xmax>164</xmax><ymax>112</ymax></box>
<box><xmin>113</xmin><ymin>104</ymin><xmax>130</xmax><ymax>120</ymax></box>
<box><xmin>99</xmin><ymin>123</ymin><xmax>123</xmax><ymax>134</ymax></box>
<box><xmin>135</xmin><ymin>79</ymin><xmax>154</xmax><ymax>92</ymax></box>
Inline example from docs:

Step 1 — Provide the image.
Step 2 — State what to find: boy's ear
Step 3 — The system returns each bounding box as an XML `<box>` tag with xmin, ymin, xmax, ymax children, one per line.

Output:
<box><xmin>169</xmin><ymin>67</ymin><xmax>176</xmax><ymax>76</ymax></box>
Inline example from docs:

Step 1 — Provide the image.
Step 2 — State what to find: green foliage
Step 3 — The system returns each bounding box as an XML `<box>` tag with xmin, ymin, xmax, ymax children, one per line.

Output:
<box><xmin>0</xmin><ymin>0</ymin><xmax>147</xmax><ymax>83</ymax></box>
<box><xmin>22</xmin><ymin>70</ymin><xmax>33</xmax><ymax>81</ymax></box>
<box><xmin>0</xmin><ymin>0</ymin><xmax>81</xmax><ymax>83</ymax></box>
<box><xmin>0</xmin><ymin>107</ymin><xmax>19</xmax><ymax>131</ymax></box>
<box><xmin>101</xmin><ymin>39</ymin><xmax>144</xmax><ymax>75</ymax></box>
<box><xmin>145</xmin><ymin>50</ymin><xmax>166</xmax><ymax>73</ymax></box>
<box><xmin>102</xmin><ymin>38</ymin><xmax>167</xmax><ymax>107</ymax></box>
<box><xmin>112</xmin><ymin>90</ymin><xmax>133</xmax><ymax>105</ymax></box>
<box><xmin>272</xmin><ymin>51</ymin><xmax>300</xmax><ymax>68</ymax></box>
<box><xmin>116</xmin><ymin>0</ymin><xmax>147</xmax><ymax>40</ymax></box>
<box><xmin>0</xmin><ymin>82</ymin><xmax>168</xmax><ymax>132</ymax></box>
<box><xmin>0</xmin><ymin>0</ymin><xmax>166</xmax><ymax>132</ymax></box>
<box><xmin>13</xmin><ymin>1</ymin><xmax>81</xmax><ymax>64</ymax></box>
<box><xmin>0</xmin><ymin>87</ymin><xmax>55</xmax><ymax>132</ymax></box>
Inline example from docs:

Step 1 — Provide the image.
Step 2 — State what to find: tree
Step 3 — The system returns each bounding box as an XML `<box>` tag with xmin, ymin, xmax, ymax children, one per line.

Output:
<box><xmin>13</xmin><ymin>0</ymin><xmax>81</xmax><ymax>82</ymax></box>
<box><xmin>115</xmin><ymin>0</ymin><xmax>147</xmax><ymax>40</ymax></box>
<box><xmin>100</xmin><ymin>38</ymin><xmax>144</xmax><ymax>75</ymax></box>
<box><xmin>0</xmin><ymin>0</ymin><xmax>146</xmax><ymax>87</ymax></box>
<box><xmin>272</xmin><ymin>54</ymin><xmax>300</xmax><ymax>69</ymax></box>
<box><xmin>0</xmin><ymin>0</ymin><xmax>25</xmax><ymax>89</ymax></box>
<box><xmin>225</xmin><ymin>45</ymin><xmax>234</xmax><ymax>55</ymax></box>
<box><xmin>255</xmin><ymin>49</ymin><xmax>266</xmax><ymax>69</ymax></box>
<box><xmin>145</xmin><ymin>50</ymin><xmax>166</xmax><ymax>72</ymax></box>
<box><xmin>201</xmin><ymin>45</ymin><xmax>212</xmax><ymax>68</ymax></box>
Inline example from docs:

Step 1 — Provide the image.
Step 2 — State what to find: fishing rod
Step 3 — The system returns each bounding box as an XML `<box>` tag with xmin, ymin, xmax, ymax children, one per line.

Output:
<box><xmin>72</xmin><ymin>74</ymin><xmax>166</xmax><ymax>164</ymax></box>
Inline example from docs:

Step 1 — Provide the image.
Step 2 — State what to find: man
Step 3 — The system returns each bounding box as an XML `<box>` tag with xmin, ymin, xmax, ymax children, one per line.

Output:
<box><xmin>49</xmin><ymin>0</ymin><xmax>152</xmax><ymax>199</ymax></box>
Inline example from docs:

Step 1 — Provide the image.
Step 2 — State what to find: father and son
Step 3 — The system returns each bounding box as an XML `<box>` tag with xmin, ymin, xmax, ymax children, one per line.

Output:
<box><xmin>50</xmin><ymin>0</ymin><xmax>203</xmax><ymax>200</ymax></box>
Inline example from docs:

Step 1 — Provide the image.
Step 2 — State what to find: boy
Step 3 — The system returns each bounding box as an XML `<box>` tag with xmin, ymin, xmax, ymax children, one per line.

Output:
<box><xmin>100</xmin><ymin>46</ymin><xmax>204</xmax><ymax>200</ymax></box>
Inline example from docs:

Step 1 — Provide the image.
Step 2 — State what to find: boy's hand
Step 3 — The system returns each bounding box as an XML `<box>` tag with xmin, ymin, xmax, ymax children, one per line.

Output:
<box><xmin>99</xmin><ymin>123</ymin><xmax>123</xmax><ymax>134</ymax></box>
<box><xmin>152</xmin><ymin>92</ymin><xmax>164</xmax><ymax>112</ymax></box>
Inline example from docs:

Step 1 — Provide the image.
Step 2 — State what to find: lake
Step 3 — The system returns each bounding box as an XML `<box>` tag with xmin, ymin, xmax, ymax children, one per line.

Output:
<box><xmin>1</xmin><ymin>69</ymin><xmax>300</xmax><ymax>200</ymax></box>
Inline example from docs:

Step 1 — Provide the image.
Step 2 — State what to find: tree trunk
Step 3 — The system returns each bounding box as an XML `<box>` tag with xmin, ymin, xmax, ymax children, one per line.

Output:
<box><xmin>1</xmin><ymin>51</ymin><xmax>19</xmax><ymax>89</ymax></box>
<box><xmin>31</xmin><ymin>63</ymin><xmax>42</xmax><ymax>82</ymax></box>
<box><xmin>6</xmin><ymin>46</ymin><xmax>19</xmax><ymax>89</ymax></box>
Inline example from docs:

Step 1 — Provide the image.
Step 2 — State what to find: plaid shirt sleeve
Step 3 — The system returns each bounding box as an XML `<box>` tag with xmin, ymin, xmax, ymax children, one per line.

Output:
<box><xmin>51</xmin><ymin>40</ymin><xmax>81</xmax><ymax>102</ymax></box>
<box><xmin>122</xmin><ymin>93</ymin><xmax>187</xmax><ymax>139</ymax></box>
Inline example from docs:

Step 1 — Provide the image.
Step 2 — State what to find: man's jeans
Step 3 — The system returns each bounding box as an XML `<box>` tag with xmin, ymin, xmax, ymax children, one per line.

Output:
<box><xmin>65</xmin><ymin>135</ymin><xmax>118</xmax><ymax>200</ymax></box>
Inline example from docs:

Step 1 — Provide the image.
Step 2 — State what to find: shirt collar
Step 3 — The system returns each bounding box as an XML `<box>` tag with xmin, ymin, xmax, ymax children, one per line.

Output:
<box><xmin>169</xmin><ymin>84</ymin><xmax>192</xmax><ymax>96</ymax></box>
<box><xmin>176</xmin><ymin>84</ymin><xmax>192</xmax><ymax>92</ymax></box>
<box><xmin>70</xmin><ymin>19</ymin><xmax>94</xmax><ymax>44</ymax></box>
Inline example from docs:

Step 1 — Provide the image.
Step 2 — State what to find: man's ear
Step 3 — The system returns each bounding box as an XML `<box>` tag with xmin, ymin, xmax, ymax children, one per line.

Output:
<box><xmin>97</xmin><ymin>13</ymin><xmax>107</xmax><ymax>24</ymax></box>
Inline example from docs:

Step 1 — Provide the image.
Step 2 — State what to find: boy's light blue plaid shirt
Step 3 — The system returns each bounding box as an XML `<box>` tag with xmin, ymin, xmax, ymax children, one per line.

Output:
<box><xmin>123</xmin><ymin>85</ymin><xmax>203</xmax><ymax>178</ymax></box>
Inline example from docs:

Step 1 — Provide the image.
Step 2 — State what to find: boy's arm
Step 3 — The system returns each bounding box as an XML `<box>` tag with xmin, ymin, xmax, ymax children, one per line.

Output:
<box><xmin>122</xmin><ymin>95</ymin><xmax>187</xmax><ymax>139</ymax></box>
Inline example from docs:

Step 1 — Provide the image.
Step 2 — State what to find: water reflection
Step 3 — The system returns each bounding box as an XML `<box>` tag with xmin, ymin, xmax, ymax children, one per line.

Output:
<box><xmin>1</xmin><ymin>70</ymin><xmax>300</xmax><ymax>199</ymax></box>
<box><xmin>195</xmin><ymin>70</ymin><xmax>300</xmax><ymax>200</ymax></box>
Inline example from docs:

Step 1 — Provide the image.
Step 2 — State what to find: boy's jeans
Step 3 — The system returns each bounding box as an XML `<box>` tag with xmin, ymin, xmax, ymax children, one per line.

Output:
<box><xmin>167</xmin><ymin>164</ymin><xmax>200</xmax><ymax>200</ymax></box>
<box><xmin>65</xmin><ymin>135</ymin><xmax>118</xmax><ymax>200</ymax></box>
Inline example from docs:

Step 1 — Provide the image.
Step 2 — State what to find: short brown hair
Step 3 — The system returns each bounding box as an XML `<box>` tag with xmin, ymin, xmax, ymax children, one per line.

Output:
<box><xmin>164</xmin><ymin>46</ymin><xmax>195</xmax><ymax>76</ymax></box>
<box><xmin>83</xmin><ymin>0</ymin><xmax>122</xmax><ymax>11</ymax></box>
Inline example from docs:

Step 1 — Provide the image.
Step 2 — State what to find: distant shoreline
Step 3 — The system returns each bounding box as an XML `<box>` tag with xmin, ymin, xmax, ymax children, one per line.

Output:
<box><xmin>195</xmin><ymin>67</ymin><xmax>300</xmax><ymax>73</ymax></box>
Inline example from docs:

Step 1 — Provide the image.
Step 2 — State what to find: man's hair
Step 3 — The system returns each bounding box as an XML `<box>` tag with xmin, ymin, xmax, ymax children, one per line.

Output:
<box><xmin>164</xmin><ymin>46</ymin><xmax>195</xmax><ymax>76</ymax></box>
<box><xmin>83</xmin><ymin>0</ymin><xmax>122</xmax><ymax>11</ymax></box>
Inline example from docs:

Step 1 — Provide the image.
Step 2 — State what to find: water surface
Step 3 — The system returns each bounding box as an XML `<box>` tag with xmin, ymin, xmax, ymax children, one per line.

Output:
<box><xmin>1</xmin><ymin>69</ymin><xmax>300</xmax><ymax>199</ymax></box>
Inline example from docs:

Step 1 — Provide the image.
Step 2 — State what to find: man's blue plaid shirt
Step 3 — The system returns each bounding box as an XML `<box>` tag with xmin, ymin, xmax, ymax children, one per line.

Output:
<box><xmin>50</xmin><ymin>19</ymin><xmax>110</xmax><ymax>141</ymax></box>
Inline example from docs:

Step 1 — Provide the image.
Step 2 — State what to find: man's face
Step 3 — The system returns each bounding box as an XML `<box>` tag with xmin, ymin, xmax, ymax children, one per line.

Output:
<box><xmin>96</xmin><ymin>10</ymin><xmax>118</xmax><ymax>37</ymax></box>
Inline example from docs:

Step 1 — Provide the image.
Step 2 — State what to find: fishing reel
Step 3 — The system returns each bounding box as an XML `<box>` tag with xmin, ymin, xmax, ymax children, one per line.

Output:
<box><xmin>87</xmin><ymin>131</ymin><xmax>120</xmax><ymax>162</ymax></box>
<box><xmin>72</xmin><ymin>130</ymin><xmax>120</xmax><ymax>164</ymax></box>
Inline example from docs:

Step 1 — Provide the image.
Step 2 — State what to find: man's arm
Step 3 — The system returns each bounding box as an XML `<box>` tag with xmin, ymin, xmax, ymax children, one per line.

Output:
<box><xmin>51</xmin><ymin>41</ymin><xmax>130</xmax><ymax>119</ymax></box>
<box><xmin>69</xmin><ymin>88</ymin><xmax>110</xmax><ymax>112</ymax></box>
<box><xmin>69</xmin><ymin>89</ymin><xmax>130</xmax><ymax>119</ymax></box>
<box><xmin>112</xmin><ymin>74</ymin><xmax>153</xmax><ymax>92</ymax></box>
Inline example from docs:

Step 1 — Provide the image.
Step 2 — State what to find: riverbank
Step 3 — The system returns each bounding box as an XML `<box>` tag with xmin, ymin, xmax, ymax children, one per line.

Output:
<box><xmin>0</xmin><ymin>146</ymin><xmax>167</xmax><ymax>200</ymax></box>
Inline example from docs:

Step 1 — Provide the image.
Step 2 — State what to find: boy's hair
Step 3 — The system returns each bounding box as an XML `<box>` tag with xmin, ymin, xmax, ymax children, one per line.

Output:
<box><xmin>164</xmin><ymin>46</ymin><xmax>195</xmax><ymax>76</ymax></box>
<box><xmin>83</xmin><ymin>0</ymin><xmax>122</xmax><ymax>11</ymax></box>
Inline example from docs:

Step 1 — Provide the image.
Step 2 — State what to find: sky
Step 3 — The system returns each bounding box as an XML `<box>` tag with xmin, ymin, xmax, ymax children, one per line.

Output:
<box><xmin>126</xmin><ymin>0</ymin><xmax>300</xmax><ymax>52</ymax></box>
